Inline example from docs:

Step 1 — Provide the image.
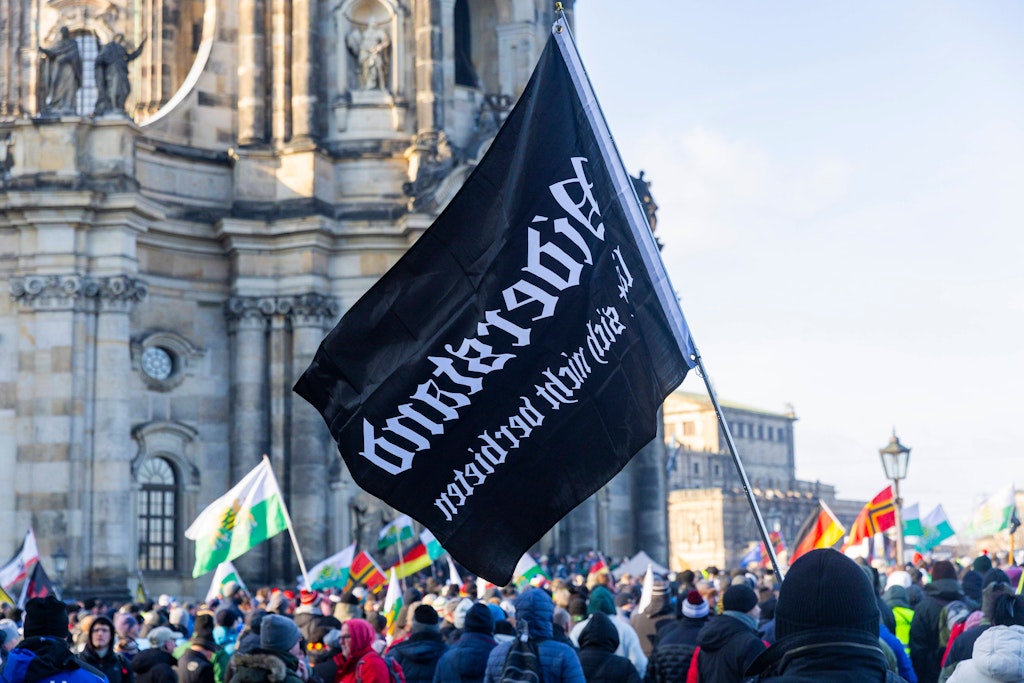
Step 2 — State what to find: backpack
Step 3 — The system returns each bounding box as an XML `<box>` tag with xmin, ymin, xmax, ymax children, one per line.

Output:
<box><xmin>499</xmin><ymin>620</ymin><xmax>544</xmax><ymax>683</ymax></box>
<box><xmin>938</xmin><ymin>600</ymin><xmax>971</xmax><ymax>649</ymax></box>
<box><xmin>356</xmin><ymin>651</ymin><xmax>406</xmax><ymax>683</ymax></box>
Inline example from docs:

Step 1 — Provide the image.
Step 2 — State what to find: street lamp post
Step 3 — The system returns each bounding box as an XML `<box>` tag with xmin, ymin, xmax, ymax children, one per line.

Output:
<box><xmin>879</xmin><ymin>432</ymin><xmax>911</xmax><ymax>567</ymax></box>
<box><xmin>53</xmin><ymin>546</ymin><xmax>68</xmax><ymax>600</ymax></box>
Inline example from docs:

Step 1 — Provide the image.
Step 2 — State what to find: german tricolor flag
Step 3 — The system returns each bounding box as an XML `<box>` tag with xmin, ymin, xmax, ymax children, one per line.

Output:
<box><xmin>391</xmin><ymin>542</ymin><xmax>434</xmax><ymax>580</ymax></box>
<box><xmin>846</xmin><ymin>486</ymin><xmax>896</xmax><ymax>547</ymax></box>
<box><xmin>790</xmin><ymin>500</ymin><xmax>846</xmax><ymax>562</ymax></box>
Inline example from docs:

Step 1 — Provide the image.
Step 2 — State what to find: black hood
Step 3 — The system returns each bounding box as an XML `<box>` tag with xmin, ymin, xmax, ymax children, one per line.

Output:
<box><xmin>578</xmin><ymin>613</ymin><xmax>619</xmax><ymax>653</ymax></box>
<box><xmin>129</xmin><ymin>647</ymin><xmax>176</xmax><ymax>675</ymax></box>
<box><xmin>696</xmin><ymin>614</ymin><xmax>756</xmax><ymax>653</ymax></box>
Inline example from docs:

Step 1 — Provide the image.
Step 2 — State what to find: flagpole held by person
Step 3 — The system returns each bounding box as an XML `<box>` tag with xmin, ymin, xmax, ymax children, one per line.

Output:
<box><xmin>552</xmin><ymin>1</ymin><xmax>783</xmax><ymax>582</ymax></box>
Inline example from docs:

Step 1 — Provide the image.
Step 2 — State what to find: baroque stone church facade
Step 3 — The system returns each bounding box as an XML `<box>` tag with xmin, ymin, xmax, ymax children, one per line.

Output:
<box><xmin>0</xmin><ymin>0</ymin><xmax>679</xmax><ymax>597</ymax></box>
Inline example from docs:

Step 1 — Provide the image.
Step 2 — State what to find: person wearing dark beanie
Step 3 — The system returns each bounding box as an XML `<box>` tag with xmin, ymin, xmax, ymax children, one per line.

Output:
<box><xmin>745</xmin><ymin>549</ymin><xmax>904</xmax><ymax>682</ymax></box>
<box><xmin>911</xmin><ymin>560</ymin><xmax>964</xmax><ymax>683</ymax></box>
<box><xmin>972</xmin><ymin>554</ymin><xmax>993</xmax><ymax>575</ymax></box>
<box><xmin>229</xmin><ymin>614</ymin><xmax>306</xmax><ymax>683</ymax></box>
<box><xmin>385</xmin><ymin>604</ymin><xmax>447</xmax><ymax>683</ymax></box>
<box><xmin>1</xmin><ymin>596</ymin><xmax>107</xmax><ymax>683</ymax></box>
<box><xmin>176</xmin><ymin>612</ymin><xmax>217</xmax><ymax>683</ymax></box>
<box><xmin>432</xmin><ymin>602</ymin><xmax>496</xmax><ymax>683</ymax></box>
<box><xmin>693</xmin><ymin>583</ymin><xmax>766</xmax><ymax>682</ymax></box>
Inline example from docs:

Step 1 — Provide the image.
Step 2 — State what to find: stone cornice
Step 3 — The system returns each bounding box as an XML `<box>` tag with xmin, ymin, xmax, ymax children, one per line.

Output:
<box><xmin>10</xmin><ymin>274</ymin><xmax>148</xmax><ymax>311</ymax></box>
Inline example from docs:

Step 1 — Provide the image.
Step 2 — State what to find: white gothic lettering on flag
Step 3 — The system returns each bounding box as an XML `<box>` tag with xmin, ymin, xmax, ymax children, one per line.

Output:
<box><xmin>294</xmin><ymin>17</ymin><xmax>695</xmax><ymax>585</ymax></box>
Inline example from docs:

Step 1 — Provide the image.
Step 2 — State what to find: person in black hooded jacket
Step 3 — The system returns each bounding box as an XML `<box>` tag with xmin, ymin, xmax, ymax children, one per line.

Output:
<box><xmin>577</xmin><ymin>612</ymin><xmax>640</xmax><ymax>683</ymax></box>
<box><xmin>746</xmin><ymin>549</ymin><xmax>905</xmax><ymax>683</ymax></box>
<box><xmin>910</xmin><ymin>561</ymin><xmax>963</xmax><ymax>683</ymax></box>
<box><xmin>79</xmin><ymin>614</ymin><xmax>134</xmax><ymax>683</ymax></box>
<box><xmin>692</xmin><ymin>584</ymin><xmax>765</xmax><ymax>682</ymax></box>
<box><xmin>386</xmin><ymin>605</ymin><xmax>447</xmax><ymax>683</ymax></box>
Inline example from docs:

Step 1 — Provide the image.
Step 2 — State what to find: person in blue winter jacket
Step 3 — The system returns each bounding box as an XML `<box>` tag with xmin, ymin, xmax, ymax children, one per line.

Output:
<box><xmin>433</xmin><ymin>602</ymin><xmax>497</xmax><ymax>683</ymax></box>
<box><xmin>483</xmin><ymin>588</ymin><xmax>585</xmax><ymax>683</ymax></box>
<box><xmin>0</xmin><ymin>595</ymin><xmax>107</xmax><ymax>683</ymax></box>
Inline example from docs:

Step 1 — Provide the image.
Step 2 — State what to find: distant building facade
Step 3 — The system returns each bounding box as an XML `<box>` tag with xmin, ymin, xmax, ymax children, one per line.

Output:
<box><xmin>664</xmin><ymin>391</ymin><xmax>863</xmax><ymax>570</ymax></box>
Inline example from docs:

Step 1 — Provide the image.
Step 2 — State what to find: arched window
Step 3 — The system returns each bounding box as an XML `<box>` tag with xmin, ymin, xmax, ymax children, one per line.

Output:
<box><xmin>138</xmin><ymin>457</ymin><xmax>178</xmax><ymax>572</ymax></box>
<box><xmin>74</xmin><ymin>32</ymin><xmax>99</xmax><ymax>115</ymax></box>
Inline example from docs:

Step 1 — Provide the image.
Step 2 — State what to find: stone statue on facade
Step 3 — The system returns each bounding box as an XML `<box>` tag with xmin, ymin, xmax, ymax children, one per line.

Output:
<box><xmin>39</xmin><ymin>27</ymin><xmax>82</xmax><ymax>115</ymax></box>
<box><xmin>350</xmin><ymin>491</ymin><xmax>391</xmax><ymax>550</ymax></box>
<box><xmin>346</xmin><ymin>19</ymin><xmax>390</xmax><ymax>90</ymax></box>
<box><xmin>94</xmin><ymin>33</ymin><xmax>146</xmax><ymax>116</ymax></box>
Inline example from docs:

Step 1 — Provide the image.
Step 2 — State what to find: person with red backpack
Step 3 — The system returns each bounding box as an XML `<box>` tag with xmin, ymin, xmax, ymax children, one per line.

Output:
<box><xmin>332</xmin><ymin>618</ymin><xmax>402</xmax><ymax>683</ymax></box>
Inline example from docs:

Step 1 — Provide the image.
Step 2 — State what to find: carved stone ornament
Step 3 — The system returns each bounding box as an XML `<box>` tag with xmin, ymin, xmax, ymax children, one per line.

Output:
<box><xmin>10</xmin><ymin>274</ymin><xmax>148</xmax><ymax>310</ymax></box>
<box><xmin>224</xmin><ymin>293</ymin><xmax>340</xmax><ymax>330</ymax></box>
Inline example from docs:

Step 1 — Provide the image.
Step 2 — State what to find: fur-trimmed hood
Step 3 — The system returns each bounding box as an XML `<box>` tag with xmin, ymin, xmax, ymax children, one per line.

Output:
<box><xmin>229</xmin><ymin>651</ymin><xmax>299</xmax><ymax>683</ymax></box>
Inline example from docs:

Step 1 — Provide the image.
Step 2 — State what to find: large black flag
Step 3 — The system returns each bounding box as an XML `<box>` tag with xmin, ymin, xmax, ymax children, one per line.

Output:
<box><xmin>295</xmin><ymin>20</ymin><xmax>696</xmax><ymax>585</ymax></box>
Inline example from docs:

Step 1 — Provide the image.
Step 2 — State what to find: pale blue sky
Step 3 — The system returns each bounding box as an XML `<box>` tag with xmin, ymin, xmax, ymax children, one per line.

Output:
<box><xmin>575</xmin><ymin>2</ymin><xmax>1024</xmax><ymax>530</ymax></box>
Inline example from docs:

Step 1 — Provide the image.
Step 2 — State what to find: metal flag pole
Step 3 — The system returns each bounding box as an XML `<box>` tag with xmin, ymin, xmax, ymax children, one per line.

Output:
<box><xmin>552</xmin><ymin>3</ymin><xmax>783</xmax><ymax>582</ymax></box>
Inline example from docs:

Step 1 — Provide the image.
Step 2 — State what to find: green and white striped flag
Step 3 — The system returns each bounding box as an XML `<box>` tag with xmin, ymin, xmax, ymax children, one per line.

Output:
<box><xmin>512</xmin><ymin>553</ymin><xmax>548</xmax><ymax>588</ymax></box>
<box><xmin>420</xmin><ymin>529</ymin><xmax>445</xmax><ymax>561</ymax></box>
<box><xmin>377</xmin><ymin>514</ymin><xmax>415</xmax><ymax>550</ymax></box>
<box><xmin>903</xmin><ymin>502</ymin><xmax>923</xmax><ymax>538</ymax></box>
<box><xmin>916</xmin><ymin>505</ymin><xmax>955</xmax><ymax>551</ymax></box>
<box><xmin>967</xmin><ymin>485</ymin><xmax>1018</xmax><ymax>537</ymax></box>
<box><xmin>309</xmin><ymin>543</ymin><xmax>356</xmax><ymax>590</ymax></box>
<box><xmin>205</xmin><ymin>561</ymin><xmax>248</xmax><ymax>602</ymax></box>
<box><xmin>186</xmin><ymin>458</ymin><xmax>289</xmax><ymax>578</ymax></box>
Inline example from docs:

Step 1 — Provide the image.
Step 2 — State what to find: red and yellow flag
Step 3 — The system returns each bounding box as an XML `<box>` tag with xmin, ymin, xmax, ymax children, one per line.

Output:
<box><xmin>391</xmin><ymin>542</ymin><xmax>434</xmax><ymax>580</ymax></box>
<box><xmin>790</xmin><ymin>500</ymin><xmax>846</xmax><ymax>562</ymax></box>
<box><xmin>344</xmin><ymin>550</ymin><xmax>386</xmax><ymax>592</ymax></box>
<box><xmin>845</xmin><ymin>486</ymin><xmax>896</xmax><ymax>547</ymax></box>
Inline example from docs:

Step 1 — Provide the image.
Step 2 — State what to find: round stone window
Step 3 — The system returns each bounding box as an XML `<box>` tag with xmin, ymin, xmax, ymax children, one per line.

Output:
<box><xmin>141</xmin><ymin>346</ymin><xmax>175</xmax><ymax>381</ymax></box>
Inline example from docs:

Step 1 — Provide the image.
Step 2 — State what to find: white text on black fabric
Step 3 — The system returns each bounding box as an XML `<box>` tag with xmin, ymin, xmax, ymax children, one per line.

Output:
<box><xmin>360</xmin><ymin>157</ymin><xmax>605</xmax><ymax>475</ymax></box>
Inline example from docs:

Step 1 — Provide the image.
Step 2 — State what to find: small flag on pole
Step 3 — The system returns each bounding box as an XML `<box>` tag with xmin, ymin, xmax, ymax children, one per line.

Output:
<box><xmin>966</xmin><ymin>485</ymin><xmax>1018</xmax><ymax>537</ymax></box>
<box><xmin>185</xmin><ymin>458</ymin><xmax>289</xmax><ymax>578</ymax></box>
<box><xmin>391</xmin><ymin>542</ymin><xmax>433</xmax><ymax>580</ymax></box>
<box><xmin>18</xmin><ymin>563</ymin><xmax>54</xmax><ymax>607</ymax></box>
<box><xmin>205</xmin><ymin>561</ymin><xmax>249</xmax><ymax>602</ymax></box>
<box><xmin>792</xmin><ymin>500</ymin><xmax>846</xmax><ymax>561</ymax></box>
<box><xmin>308</xmin><ymin>543</ymin><xmax>357</xmax><ymax>590</ymax></box>
<box><xmin>446</xmin><ymin>555</ymin><xmax>461</xmax><ymax>587</ymax></box>
<box><xmin>383</xmin><ymin>568</ymin><xmax>402</xmax><ymax>636</ymax></box>
<box><xmin>846</xmin><ymin>486</ymin><xmax>896</xmax><ymax>547</ymax></box>
<box><xmin>378</xmin><ymin>514</ymin><xmax>415</xmax><ymax>551</ymax></box>
<box><xmin>420</xmin><ymin>529</ymin><xmax>445</xmax><ymax>561</ymax></box>
<box><xmin>902</xmin><ymin>502</ymin><xmax>923</xmax><ymax>538</ymax></box>
<box><xmin>916</xmin><ymin>505</ymin><xmax>956</xmax><ymax>551</ymax></box>
<box><xmin>512</xmin><ymin>554</ymin><xmax>549</xmax><ymax>588</ymax></box>
<box><xmin>637</xmin><ymin>564</ymin><xmax>655</xmax><ymax>615</ymax></box>
<box><xmin>344</xmin><ymin>551</ymin><xmax>386</xmax><ymax>592</ymax></box>
<box><xmin>0</xmin><ymin>529</ymin><xmax>40</xmax><ymax>590</ymax></box>
<box><xmin>0</xmin><ymin>585</ymin><xmax>16</xmax><ymax>606</ymax></box>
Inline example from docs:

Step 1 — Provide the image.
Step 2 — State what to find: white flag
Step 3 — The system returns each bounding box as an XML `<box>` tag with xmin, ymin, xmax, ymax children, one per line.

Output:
<box><xmin>0</xmin><ymin>529</ymin><xmax>39</xmax><ymax>590</ymax></box>
<box><xmin>637</xmin><ymin>564</ymin><xmax>654</xmax><ymax>615</ymax></box>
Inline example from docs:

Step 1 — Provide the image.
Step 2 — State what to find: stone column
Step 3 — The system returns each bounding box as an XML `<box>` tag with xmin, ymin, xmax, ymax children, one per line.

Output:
<box><xmin>290</xmin><ymin>0</ymin><xmax>316</xmax><ymax>141</ymax></box>
<box><xmin>225</xmin><ymin>297</ymin><xmax>272</xmax><ymax>579</ymax></box>
<box><xmin>604</xmin><ymin>466</ymin><xmax>635</xmax><ymax>559</ymax></box>
<box><xmin>287</xmin><ymin>294</ymin><xmax>338</xmax><ymax>570</ymax></box>
<box><xmin>267</xmin><ymin>303</ymin><xmax>292</xmax><ymax>581</ymax></box>
<box><xmin>89</xmin><ymin>276</ymin><xmax>148</xmax><ymax>588</ymax></box>
<box><xmin>633</xmin><ymin>415</ymin><xmax>669</xmax><ymax>565</ymax></box>
<box><xmin>8</xmin><ymin>275</ymin><xmax>93</xmax><ymax>587</ymax></box>
<box><xmin>413</xmin><ymin>0</ymin><xmax>444</xmax><ymax>136</ymax></box>
<box><xmin>565</xmin><ymin>497</ymin><xmax>597</xmax><ymax>554</ymax></box>
<box><xmin>238</xmin><ymin>0</ymin><xmax>268</xmax><ymax>144</ymax></box>
<box><xmin>271</xmin><ymin>0</ymin><xmax>293</xmax><ymax>143</ymax></box>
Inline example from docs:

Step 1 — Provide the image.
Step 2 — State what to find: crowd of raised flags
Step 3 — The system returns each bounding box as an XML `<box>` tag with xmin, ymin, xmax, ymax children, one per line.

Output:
<box><xmin>739</xmin><ymin>483</ymin><xmax>1022</xmax><ymax>571</ymax></box>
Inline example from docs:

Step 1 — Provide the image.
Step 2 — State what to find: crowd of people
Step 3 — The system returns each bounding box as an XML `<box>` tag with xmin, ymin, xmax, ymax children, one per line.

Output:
<box><xmin>0</xmin><ymin>549</ymin><xmax>1022</xmax><ymax>682</ymax></box>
